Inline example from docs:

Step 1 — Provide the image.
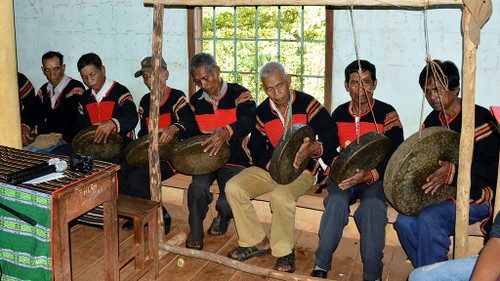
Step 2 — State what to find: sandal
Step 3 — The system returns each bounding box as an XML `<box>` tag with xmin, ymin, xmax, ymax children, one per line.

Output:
<box><xmin>207</xmin><ymin>215</ymin><xmax>230</xmax><ymax>236</ymax></box>
<box><xmin>227</xmin><ymin>246</ymin><xmax>270</xmax><ymax>261</ymax></box>
<box><xmin>185</xmin><ymin>233</ymin><xmax>204</xmax><ymax>250</ymax></box>
<box><xmin>274</xmin><ymin>252</ymin><xmax>295</xmax><ymax>273</ymax></box>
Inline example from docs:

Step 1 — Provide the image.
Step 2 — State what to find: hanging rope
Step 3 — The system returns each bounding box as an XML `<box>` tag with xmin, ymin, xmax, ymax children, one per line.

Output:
<box><xmin>283</xmin><ymin>88</ymin><xmax>293</xmax><ymax>138</ymax></box>
<box><xmin>349</xmin><ymin>4</ymin><xmax>380</xmax><ymax>145</ymax></box>
<box><xmin>419</xmin><ymin>4</ymin><xmax>450</xmax><ymax>139</ymax></box>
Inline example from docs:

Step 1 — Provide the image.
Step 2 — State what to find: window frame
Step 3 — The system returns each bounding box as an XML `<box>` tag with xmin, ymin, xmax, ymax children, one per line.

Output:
<box><xmin>187</xmin><ymin>6</ymin><xmax>333</xmax><ymax>111</ymax></box>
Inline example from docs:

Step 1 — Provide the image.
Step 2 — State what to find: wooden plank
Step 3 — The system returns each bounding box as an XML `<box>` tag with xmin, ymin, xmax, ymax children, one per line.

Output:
<box><xmin>455</xmin><ymin>6</ymin><xmax>475</xmax><ymax>259</ymax></box>
<box><xmin>294</xmin><ymin>231</ymin><xmax>319</xmax><ymax>275</ymax></box>
<box><xmin>190</xmin><ymin>235</ymin><xmax>239</xmax><ymax>281</ymax></box>
<box><xmin>0</xmin><ymin>0</ymin><xmax>21</xmax><ymax>148</ymax></box>
<box><xmin>384</xmin><ymin>245</ymin><xmax>414</xmax><ymax>280</ymax></box>
<box><xmin>329</xmin><ymin>238</ymin><xmax>359</xmax><ymax>280</ymax></box>
<box><xmin>144</xmin><ymin>0</ymin><xmax>462</xmax><ymax>7</ymax></box>
<box><xmin>324</xmin><ymin>6</ymin><xmax>334</xmax><ymax>113</ymax></box>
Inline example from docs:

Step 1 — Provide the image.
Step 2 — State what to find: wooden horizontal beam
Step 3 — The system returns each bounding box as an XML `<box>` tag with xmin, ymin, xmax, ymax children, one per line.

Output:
<box><xmin>144</xmin><ymin>0</ymin><xmax>462</xmax><ymax>7</ymax></box>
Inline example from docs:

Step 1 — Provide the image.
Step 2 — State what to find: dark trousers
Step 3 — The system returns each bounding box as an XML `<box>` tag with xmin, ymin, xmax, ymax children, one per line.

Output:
<box><xmin>315</xmin><ymin>179</ymin><xmax>387</xmax><ymax>281</ymax></box>
<box><xmin>394</xmin><ymin>199</ymin><xmax>490</xmax><ymax>268</ymax></box>
<box><xmin>187</xmin><ymin>165</ymin><xmax>243</xmax><ymax>234</ymax></box>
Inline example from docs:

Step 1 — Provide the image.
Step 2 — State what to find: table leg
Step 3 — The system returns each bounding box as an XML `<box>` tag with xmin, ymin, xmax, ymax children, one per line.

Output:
<box><xmin>103</xmin><ymin>187</ymin><xmax>119</xmax><ymax>280</ymax></box>
<box><xmin>52</xmin><ymin>198</ymin><xmax>71</xmax><ymax>280</ymax></box>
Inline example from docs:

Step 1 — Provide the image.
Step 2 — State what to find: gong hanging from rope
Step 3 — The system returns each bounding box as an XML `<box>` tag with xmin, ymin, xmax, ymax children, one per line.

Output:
<box><xmin>384</xmin><ymin>126</ymin><xmax>459</xmax><ymax>216</ymax></box>
<box><xmin>269</xmin><ymin>124</ymin><xmax>316</xmax><ymax>185</ymax></box>
<box><xmin>330</xmin><ymin>131</ymin><xmax>390</xmax><ymax>185</ymax></box>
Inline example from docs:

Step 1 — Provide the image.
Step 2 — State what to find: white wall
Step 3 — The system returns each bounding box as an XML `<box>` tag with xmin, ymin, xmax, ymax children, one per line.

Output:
<box><xmin>14</xmin><ymin>2</ymin><xmax>500</xmax><ymax>138</ymax></box>
<box><xmin>332</xmin><ymin>6</ymin><xmax>500</xmax><ymax>137</ymax></box>
<box><xmin>14</xmin><ymin>1</ymin><xmax>188</xmax><ymax>109</ymax></box>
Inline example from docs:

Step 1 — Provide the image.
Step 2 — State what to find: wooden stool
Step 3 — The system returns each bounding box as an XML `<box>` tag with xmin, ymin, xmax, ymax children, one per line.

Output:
<box><xmin>117</xmin><ymin>194</ymin><xmax>160</xmax><ymax>281</ymax></box>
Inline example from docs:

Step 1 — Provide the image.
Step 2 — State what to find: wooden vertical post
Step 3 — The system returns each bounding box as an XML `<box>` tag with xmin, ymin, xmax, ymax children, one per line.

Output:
<box><xmin>150</xmin><ymin>4</ymin><xmax>165</xmax><ymax>242</ymax></box>
<box><xmin>454</xmin><ymin>7</ymin><xmax>476</xmax><ymax>259</ymax></box>
<box><xmin>0</xmin><ymin>0</ymin><xmax>22</xmax><ymax>148</ymax></box>
<box><xmin>495</xmin><ymin>147</ymin><xmax>500</xmax><ymax>220</ymax></box>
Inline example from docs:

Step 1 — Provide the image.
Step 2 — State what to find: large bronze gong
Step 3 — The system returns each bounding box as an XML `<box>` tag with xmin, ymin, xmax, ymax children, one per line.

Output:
<box><xmin>72</xmin><ymin>125</ymin><xmax>123</xmax><ymax>161</ymax></box>
<box><xmin>384</xmin><ymin>126</ymin><xmax>459</xmax><ymax>216</ymax></box>
<box><xmin>330</xmin><ymin>131</ymin><xmax>390</xmax><ymax>185</ymax></box>
<box><xmin>269</xmin><ymin>124</ymin><xmax>316</xmax><ymax>185</ymax></box>
<box><xmin>170</xmin><ymin>134</ymin><xmax>231</xmax><ymax>175</ymax></box>
<box><xmin>124</xmin><ymin>134</ymin><xmax>178</xmax><ymax>167</ymax></box>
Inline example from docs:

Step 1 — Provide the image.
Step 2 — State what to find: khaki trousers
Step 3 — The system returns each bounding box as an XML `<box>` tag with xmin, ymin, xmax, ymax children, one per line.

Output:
<box><xmin>226</xmin><ymin>166</ymin><xmax>315</xmax><ymax>257</ymax></box>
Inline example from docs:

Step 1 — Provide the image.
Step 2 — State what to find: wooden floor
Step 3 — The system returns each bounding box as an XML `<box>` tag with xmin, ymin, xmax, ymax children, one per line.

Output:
<box><xmin>70</xmin><ymin>204</ymin><xmax>414</xmax><ymax>281</ymax></box>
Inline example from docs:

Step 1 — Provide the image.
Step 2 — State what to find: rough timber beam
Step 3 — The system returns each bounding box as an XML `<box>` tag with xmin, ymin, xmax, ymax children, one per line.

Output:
<box><xmin>144</xmin><ymin>0</ymin><xmax>461</xmax><ymax>7</ymax></box>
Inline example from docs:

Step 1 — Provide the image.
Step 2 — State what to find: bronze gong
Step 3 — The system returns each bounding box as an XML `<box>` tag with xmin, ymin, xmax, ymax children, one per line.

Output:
<box><xmin>170</xmin><ymin>134</ymin><xmax>231</xmax><ymax>175</ymax></box>
<box><xmin>330</xmin><ymin>131</ymin><xmax>390</xmax><ymax>185</ymax></box>
<box><xmin>124</xmin><ymin>134</ymin><xmax>179</xmax><ymax>167</ymax></box>
<box><xmin>269</xmin><ymin>124</ymin><xmax>316</xmax><ymax>185</ymax></box>
<box><xmin>384</xmin><ymin>126</ymin><xmax>459</xmax><ymax>216</ymax></box>
<box><xmin>72</xmin><ymin>125</ymin><xmax>124</xmax><ymax>161</ymax></box>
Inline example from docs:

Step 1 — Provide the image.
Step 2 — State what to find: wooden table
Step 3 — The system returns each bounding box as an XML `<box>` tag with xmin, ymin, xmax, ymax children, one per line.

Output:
<box><xmin>52</xmin><ymin>165</ymin><xmax>120</xmax><ymax>281</ymax></box>
<box><xmin>0</xmin><ymin>145</ymin><xmax>120</xmax><ymax>281</ymax></box>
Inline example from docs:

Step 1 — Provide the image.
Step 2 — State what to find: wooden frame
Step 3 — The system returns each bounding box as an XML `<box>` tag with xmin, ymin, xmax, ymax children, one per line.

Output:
<box><xmin>145</xmin><ymin>0</ymin><xmax>489</xmax><ymax>260</ymax></box>
<box><xmin>187</xmin><ymin>6</ymin><xmax>334</xmax><ymax>109</ymax></box>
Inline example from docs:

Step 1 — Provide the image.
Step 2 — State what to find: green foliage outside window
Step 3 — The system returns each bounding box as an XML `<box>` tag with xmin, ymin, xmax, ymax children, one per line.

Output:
<box><xmin>198</xmin><ymin>6</ymin><xmax>326</xmax><ymax>104</ymax></box>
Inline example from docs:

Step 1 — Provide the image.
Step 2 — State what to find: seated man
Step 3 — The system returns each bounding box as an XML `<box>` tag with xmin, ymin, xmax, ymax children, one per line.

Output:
<box><xmin>119</xmin><ymin>56</ymin><xmax>200</xmax><ymax>235</ymax></box>
<box><xmin>408</xmin><ymin>212</ymin><xmax>500</xmax><ymax>281</ymax></box>
<box><xmin>76</xmin><ymin>52</ymin><xmax>138</xmax><ymax>163</ymax></box>
<box><xmin>21</xmin><ymin>51</ymin><xmax>85</xmax><ymax>155</ymax></box>
<box><xmin>186</xmin><ymin>53</ymin><xmax>256</xmax><ymax>250</ymax></box>
<box><xmin>226</xmin><ymin>61</ymin><xmax>338</xmax><ymax>273</ymax></box>
<box><xmin>394</xmin><ymin>60</ymin><xmax>499</xmax><ymax>268</ymax></box>
<box><xmin>311</xmin><ymin>60</ymin><xmax>404</xmax><ymax>281</ymax></box>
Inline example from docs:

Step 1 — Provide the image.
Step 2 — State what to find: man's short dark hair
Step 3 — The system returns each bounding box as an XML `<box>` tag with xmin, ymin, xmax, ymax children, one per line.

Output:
<box><xmin>418</xmin><ymin>60</ymin><xmax>460</xmax><ymax>91</ymax></box>
<box><xmin>77</xmin><ymin>53</ymin><xmax>103</xmax><ymax>71</ymax></box>
<box><xmin>189</xmin><ymin>53</ymin><xmax>217</xmax><ymax>75</ymax></box>
<box><xmin>344</xmin><ymin>60</ymin><xmax>377</xmax><ymax>82</ymax></box>
<box><xmin>42</xmin><ymin>51</ymin><xmax>64</xmax><ymax>65</ymax></box>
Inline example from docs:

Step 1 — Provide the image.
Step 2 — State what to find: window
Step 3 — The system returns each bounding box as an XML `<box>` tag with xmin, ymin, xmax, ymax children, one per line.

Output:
<box><xmin>188</xmin><ymin>6</ymin><xmax>333</xmax><ymax>109</ymax></box>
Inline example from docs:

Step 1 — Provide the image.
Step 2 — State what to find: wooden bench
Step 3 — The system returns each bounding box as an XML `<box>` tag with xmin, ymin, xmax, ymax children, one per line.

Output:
<box><xmin>117</xmin><ymin>194</ymin><xmax>160</xmax><ymax>281</ymax></box>
<box><xmin>161</xmin><ymin>174</ymin><xmax>484</xmax><ymax>251</ymax></box>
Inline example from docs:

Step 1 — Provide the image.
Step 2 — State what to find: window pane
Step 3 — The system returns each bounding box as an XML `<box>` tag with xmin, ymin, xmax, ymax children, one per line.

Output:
<box><xmin>289</xmin><ymin>74</ymin><xmax>303</xmax><ymax>92</ymax></box>
<box><xmin>236</xmin><ymin>7</ymin><xmax>256</xmax><ymax>39</ymax></box>
<box><xmin>202</xmin><ymin>40</ymin><xmax>214</xmax><ymax>55</ymax></box>
<box><xmin>214</xmin><ymin>40</ymin><xmax>235</xmax><ymax>72</ymax></box>
<box><xmin>221</xmin><ymin>72</ymin><xmax>235</xmax><ymax>84</ymax></box>
<box><xmin>236</xmin><ymin>41</ymin><xmax>256</xmax><ymax>73</ymax></box>
<box><xmin>280</xmin><ymin>41</ymin><xmax>302</xmax><ymax>76</ymax></box>
<box><xmin>304</xmin><ymin>7</ymin><xmax>325</xmax><ymax>40</ymax></box>
<box><xmin>303</xmin><ymin>77</ymin><xmax>325</xmax><ymax>104</ymax></box>
<box><xmin>239</xmin><ymin>73</ymin><xmax>259</xmax><ymax>96</ymax></box>
<box><xmin>280</xmin><ymin>6</ymin><xmax>302</xmax><ymax>41</ymax></box>
<box><xmin>215</xmin><ymin>7</ymin><xmax>235</xmax><ymax>39</ymax></box>
<box><xmin>201</xmin><ymin>7</ymin><xmax>214</xmax><ymax>39</ymax></box>
<box><xmin>258</xmin><ymin>6</ymin><xmax>278</xmax><ymax>39</ymax></box>
<box><xmin>304</xmin><ymin>42</ymin><xmax>325</xmax><ymax>76</ymax></box>
<box><xmin>257</xmin><ymin>41</ymin><xmax>279</xmax><ymax>67</ymax></box>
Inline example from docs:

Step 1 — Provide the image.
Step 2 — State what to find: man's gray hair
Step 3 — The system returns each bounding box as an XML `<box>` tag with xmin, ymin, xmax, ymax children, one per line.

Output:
<box><xmin>189</xmin><ymin>53</ymin><xmax>218</xmax><ymax>75</ymax></box>
<box><xmin>259</xmin><ymin>61</ymin><xmax>287</xmax><ymax>80</ymax></box>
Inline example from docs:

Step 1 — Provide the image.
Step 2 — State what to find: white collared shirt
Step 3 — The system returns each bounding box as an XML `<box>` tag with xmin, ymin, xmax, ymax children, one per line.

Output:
<box><xmin>198</xmin><ymin>78</ymin><xmax>227</xmax><ymax>111</ymax></box>
<box><xmin>269</xmin><ymin>98</ymin><xmax>287</xmax><ymax>126</ymax></box>
<box><xmin>92</xmin><ymin>78</ymin><xmax>114</xmax><ymax>103</ymax></box>
<box><xmin>46</xmin><ymin>74</ymin><xmax>71</xmax><ymax>108</ymax></box>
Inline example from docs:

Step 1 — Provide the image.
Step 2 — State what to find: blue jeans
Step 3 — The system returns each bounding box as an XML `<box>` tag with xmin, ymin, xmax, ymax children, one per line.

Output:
<box><xmin>314</xmin><ymin>179</ymin><xmax>387</xmax><ymax>281</ymax></box>
<box><xmin>409</xmin><ymin>255</ymin><xmax>478</xmax><ymax>281</ymax></box>
<box><xmin>394</xmin><ymin>199</ymin><xmax>490</xmax><ymax>268</ymax></box>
